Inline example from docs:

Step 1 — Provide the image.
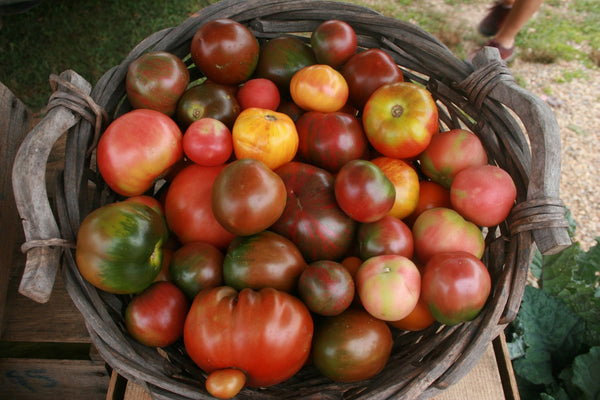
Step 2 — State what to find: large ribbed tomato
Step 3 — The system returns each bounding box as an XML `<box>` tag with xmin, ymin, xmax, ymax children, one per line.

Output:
<box><xmin>184</xmin><ymin>286</ymin><xmax>313</xmax><ymax>389</ymax></box>
<box><xmin>231</xmin><ymin>107</ymin><xmax>298</xmax><ymax>170</ymax></box>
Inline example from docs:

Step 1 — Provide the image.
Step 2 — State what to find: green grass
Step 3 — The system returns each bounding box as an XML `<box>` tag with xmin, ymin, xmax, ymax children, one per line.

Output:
<box><xmin>1</xmin><ymin>0</ymin><xmax>598</xmax><ymax>111</ymax></box>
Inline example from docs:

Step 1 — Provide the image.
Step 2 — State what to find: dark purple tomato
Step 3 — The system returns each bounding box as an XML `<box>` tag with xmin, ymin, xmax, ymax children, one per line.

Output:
<box><xmin>176</xmin><ymin>81</ymin><xmax>240</xmax><ymax>129</ymax></box>
<box><xmin>298</xmin><ymin>260</ymin><xmax>355</xmax><ymax>316</ymax></box>
<box><xmin>311</xmin><ymin>308</ymin><xmax>393</xmax><ymax>382</ymax></box>
<box><xmin>311</xmin><ymin>19</ymin><xmax>357</xmax><ymax>68</ymax></box>
<box><xmin>357</xmin><ymin>215</ymin><xmax>414</xmax><ymax>260</ymax></box>
<box><xmin>190</xmin><ymin>18</ymin><xmax>259</xmax><ymax>85</ymax></box>
<box><xmin>271</xmin><ymin>162</ymin><xmax>357</xmax><ymax>263</ymax></box>
<box><xmin>295</xmin><ymin>111</ymin><xmax>368</xmax><ymax>173</ymax></box>
<box><xmin>169</xmin><ymin>241</ymin><xmax>224</xmax><ymax>300</ymax></box>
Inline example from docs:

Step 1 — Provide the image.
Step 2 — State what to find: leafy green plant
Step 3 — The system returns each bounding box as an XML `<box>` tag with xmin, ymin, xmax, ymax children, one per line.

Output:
<box><xmin>506</xmin><ymin>223</ymin><xmax>600</xmax><ymax>399</ymax></box>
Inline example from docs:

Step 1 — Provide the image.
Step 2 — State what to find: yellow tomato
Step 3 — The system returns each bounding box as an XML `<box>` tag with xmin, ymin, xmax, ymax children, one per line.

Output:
<box><xmin>232</xmin><ymin>107</ymin><xmax>298</xmax><ymax>170</ymax></box>
<box><xmin>371</xmin><ymin>157</ymin><xmax>420</xmax><ymax>219</ymax></box>
<box><xmin>290</xmin><ymin>64</ymin><xmax>349</xmax><ymax>113</ymax></box>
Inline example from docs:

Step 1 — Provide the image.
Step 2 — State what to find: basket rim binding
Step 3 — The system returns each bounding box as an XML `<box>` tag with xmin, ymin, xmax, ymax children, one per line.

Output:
<box><xmin>13</xmin><ymin>0</ymin><xmax>571</xmax><ymax>399</ymax></box>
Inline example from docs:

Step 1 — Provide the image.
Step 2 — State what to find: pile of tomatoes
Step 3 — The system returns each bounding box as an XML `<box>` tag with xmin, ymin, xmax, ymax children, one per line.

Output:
<box><xmin>74</xmin><ymin>18</ymin><xmax>518</xmax><ymax>399</ymax></box>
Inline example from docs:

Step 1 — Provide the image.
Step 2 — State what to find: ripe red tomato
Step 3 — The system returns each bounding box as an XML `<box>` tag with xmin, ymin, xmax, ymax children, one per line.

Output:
<box><xmin>271</xmin><ymin>162</ymin><xmax>357</xmax><ymax>262</ymax></box>
<box><xmin>371</xmin><ymin>156</ymin><xmax>420</xmax><ymax>220</ymax></box>
<box><xmin>334</xmin><ymin>159</ymin><xmax>396</xmax><ymax>223</ymax></box>
<box><xmin>236</xmin><ymin>78</ymin><xmax>280</xmax><ymax>110</ymax></box>
<box><xmin>190</xmin><ymin>19</ymin><xmax>259</xmax><ymax>85</ymax></box>
<box><xmin>419</xmin><ymin>129</ymin><xmax>488</xmax><ymax>189</ymax></box>
<box><xmin>164</xmin><ymin>163</ymin><xmax>235</xmax><ymax>249</ymax></box>
<box><xmin>97</xmin><ymin>109</ymin><xmax>183</xmax><ymax>197</ymax></box>
<box><xmin>231</xmin><ymin>107</ymin><xmax>298</xmax><ymax>170</ymax></box>
<box><xmin>184</xmin><ymin>286</ymin><xmax>313</xmax><ymax>388</ymax></box>
<box><xmin>295</xmin><ymin>111</ymin><xmax>368</xmax><ymax>173</ymax></box>
<box><xmin>404</xmin><ymin>180</ymin><xmax>451</xmax><ymax>227</ymax></box>
<box><xmin>176</xmin><ymin>81</ymin><xmax>240</xmax><ymax>129</ymax></box>
<box><xmin>341</xmin><ymin>48</ymin><xmax>404</xmax><ymax>110</ymax></box>
<box><xmin>355</xmin><ymin>255</ymin><xmax>421</xmax><ymax>321</ymax></box>
<box><xmin>421</xmin><ymin>251</ymin><xmax>492</xmax><ymax>325</ymax></box>
<box><xmin>182</xmin><ymin>118</ymin><xmax>233</xmax><ymax>166</ymax></box>
<box><xmin>290</xmin><ymin>64</ymin><xmax>349</xmax><ymax>113</ymax></box>
<box><xmin>211</xmin><ymin>158</ymin><xmax>287</xmax><ymax>236</ymax></box>
<box><xmin>169</xmin><ymin>241</ymin><xmax>224</xmax><ymax>300</ymax></box>
<box><xmin>298</xmin><ymin>260</ymin><xmax>355</xmax><ymax>316</ymax></box>
<box><xmin>450</xmin><ymin>164</ymin><xmax>517</xmax><ymax>227</ymax></box>
<box><xmin>223</xmin><ymin>230</ymin><xmax>306</xmax><ymax>293</ymax></box>
<box><xmin>125</xmin><ymin>281</ymin><xmax>189</xmax><ymax>347</ymax></box>
<box><xmin>126</xmin><ymin>51</ymin><xmax>190</xmax><ymax>117</ymax></box>
<box><xmin>311</xmin><ymin>308</ymin><xmax>393</xmax><ymax>382</ymax></box>
<box><xmin>357</xmin><ymin>215</ymin><xmax>414</xmax><ymax>260</ymax></box>
<box><xmin>311</xmin><ymin>19</ymin><xmax>357</xmax><ymax>68</ymax></box>
<box><xmin>363</xmin><ymin>82</ymin><xmax>439</xmax><ymax>160</ymax></box>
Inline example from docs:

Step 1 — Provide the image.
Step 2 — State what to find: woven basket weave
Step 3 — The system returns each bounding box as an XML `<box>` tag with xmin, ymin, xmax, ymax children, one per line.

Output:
<box><xmin>13</xmin><ymin>0</ymin><xmax>572</xmax><ymax>399</ymax></box>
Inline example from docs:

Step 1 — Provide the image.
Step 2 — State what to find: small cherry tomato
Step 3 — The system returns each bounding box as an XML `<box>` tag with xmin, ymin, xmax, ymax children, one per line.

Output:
<box><xmin>206</xmin><ymin>369</ymin><xmax>247</xmax><ymax>399</ymax></box>
<box><xmin>290</xmin><ymin>64</ymin><xmax>348</xmax><ymax>113</ymax></box>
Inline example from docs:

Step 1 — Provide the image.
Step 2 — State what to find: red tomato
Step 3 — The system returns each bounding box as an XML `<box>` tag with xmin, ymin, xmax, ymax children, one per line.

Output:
<box><xmin>404</xmin><ymin>180</ymin><xmax>452</xmax><ymax>227</ymax></box>
<box><xmin>126</xmin><ymin>51</ymin><xmax>190</xmax><ymax>116</ymax></box>
<box><xmin>388</xmin><ymin>295</ymin><xmax>435</xmax><ymax>331</ymax></box>
<box><xmin>164</xmin><ymin>164</ymin><xmax>235</xmax><ymax>249</ymax></box>
<box><xmin>212</xmin><ymin>158</ymin><xmax>287</xmax><ymax>236</ymax></box>
<box><xmin>334</xmin><ymin>159</ymin><xmax>396</xmax><ymax>223</ymax></box>
<box><xmin>357</xmin><ymin>215</ymin><xmax>414</xmax><ymax>260</ymax></box>
<box><xmin>236</xmin><ymin>78</ymin><xmax>280</xmax><ymax>110</ymax></box>
<box><xmin>184</xmin><ymin>287</ymin><xmax>313</xmax><ymax>388</ymax></box>
<box><xmin>371</xmin><ymin>156</ymin><xmax>420</xmax><ymax>220</ymax></box>
<box><xmin>341</xmin><ymin>48</ymin><xmax>404</xmax><ymax>110</ymax></box>
<box><xmin>169</xmin><ymin>241</ymin><xmax>224</xmax><ymax>300</ymax></box>
<box><xmin>176</xmin><ymin>81</ymin><xmax>240</xmax><ymax>129</ymax></box>
<box><xmin>421</xmin><ymin>251</ymin><xmax>492</xmax><ymax>325</ymax></box>
<box><xmin>232</xmin><ymin>108</ymin><xmax>298</xmax><ymax>170</ymax></box>
<box><xmin>311</xmin><ymin>308</ymin><xmax>392</xmax><ymax>382</ymax></box>
<box><xmin>450</xmin><ymin>164</ymin><xmax>517</xmax><ymax>227</ymax></box>
<box><xmin>295</xmin><ymin>111</ymin><xmax>368</xmax><ymax>173</ymax></box>
<box><xmin>190</xmin><ymin>19</ymin><xmax>259</xmax><ymax>85</ymax></box>
<box><xmin>298</xmin><ymin>260</ymin><xmax>355</xmax><ymax>316</ymax></box>
<box><xmin>355</xmin><ymin>255</ymin><xmax>421</xmax><ymax>321</ymax></box>
<box><xmin>125</xmin><ymin>281</ymin><xmax>189</xmax><ymax>347</ymax></box>
<box><xmin>310</xmin><ymin>20</ymin><xmax>357</xmax><ymax>68</ymax></box>
<box><xmin>290</xmin><ymin>64</ymin><xmax>349</xmax><ymax>113</ymax></box>
<box><xmin>363</xmin><ymin>82</ymin><xmax>439</xmax><ymax>159</ymax></box>
<box><xmin>182</xmin><ymin>118</ymin><xmax>232</xmax><ymax>166</ymax></box>
<box><xmin>97</xmin><ymin>109</ymin><xmax>183</xmax><ymax>197</ymax></box>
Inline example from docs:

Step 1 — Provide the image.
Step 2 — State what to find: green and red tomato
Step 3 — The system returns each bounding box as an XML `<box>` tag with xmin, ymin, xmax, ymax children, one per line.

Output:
<box><xmin>169</xmin><ymin>241</ymin><xmax>224</xmax><ymax>300</ymax></box>
<box><xmin>311</xmin><ymin>19</ymin><xmax>357</xmax><ymax>68</ymax></box>
<box><xmin>298</xmin><ymin>260</ymin><xmax>355</xmax><ymax>316</ymax></box>
<box><xmin>357</xmin><ymin>215</ymin><xmax>414</xmax><ymax>260</ymax></box>
<box><xmin>176</xmin><ymin>81</ymin><xmax>240</xmax><ymax>129</ymax></box>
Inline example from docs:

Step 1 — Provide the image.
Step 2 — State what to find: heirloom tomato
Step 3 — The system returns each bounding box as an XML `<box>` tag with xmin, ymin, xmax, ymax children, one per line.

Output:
<box><xmin>76</xmin><ymin>201</ymin><xmax>168</xmax><ymax>294</ymax></box>
<box><xmin>355</xmin><ymin>255</ymin><xmax>421</xmax><ymax>321</ymax></box>
<box><xmin>357</xmin><ymin>215</ymin><xmax>414</xmax><ymax>260</ymax></box>
<box><xmin>412</xmin><ymin>207</ymin><xmax>484</xmax><ymax>264</ymax></box>
<box><xmin>97</xmin><ymin>109</ymin><xmax>183</xmax><ymax>197</ymax></box>
<box><xmin>311</xmin><ymin>19</ymin><xmax>357</xmax><ymax>68</ymax></box>
<box><xmin>164</xmin><ymin>164</ymin><xmax>235</xmax><ymax>250</ymax></box>
<box><xmin>295</xmin><ymin>111</ymin><xmax>368</xmax><ymax>173</ymax></box>
<box><xmin>232</xmin><ymin>108</ymin><xmax>298</xmax><ymax>170</ymax></box>
<box><xmin>363</xmin><ymin>81</ymin><xmax>439</xmax><ymax>159</ymax></box>
<box><xmin>176</xmin><ymin>81</ymin><xmax>240</xmax><ymax>129</ymax></box>
<box><xmin>182</xmin><ymin>118</ymin><xmax>233</xmax><ymax>166</ymax></box>
<box><xmin>184</xmin><ymin>286</ymin><xmax>313</xmax><ymax>388</ymax></box>
<box><xmin>223</xmin><ymin>230</ymin><xmax>306</xmax><ymax>292</ymax></box>
<box><xmin>169</xmin><ymin>241</ymin><xmax>224</xmax><ymax>300</ymax></box>
<box><xmin>255</xmin><ymin>36</ymin><xmax>316</xmax><ymax>94</ymax></box>
<box><xmin>334</xmin><ymin>159</ymin><xmax>395</xmax><ymax>223</ymax></box>
<box><xmin>298</xmin><ymin>260</ymin><xmax>355</xmax><ymax>316</ymax></box>
<box><xmin>388</xmin><ymin>295</ymin><xmax>435</xmax><ymax>332</ymax></box>
<box><xmin>311</xmin><ymin>308</ymin><xmax>393</xmax><ymax>383</ymax></box>
<box><xmin>212</xmin><ymin>158</ymin><xmax>286</xmax><ymax>236</ymax></box>
<box><xmin>341</xmin><ymin>48</ymin><xmax>404</xmax><ymax>110</ymax></box>
<box><xmin>450</xmin><ymin>164</ymin><xmax>517</xmax><ymax>227</ymax></box>
<box><xmin>125</xmin><ymin>281</ymin><xmax>189</xmax><ymax>347</ymax></box>
<box><xmin>271</xmin><ymin>162</ymin><xmax>357</xmax><ymax>262</ymax></box>
<box><xmin>371</xmin><ymin>156</ymin><xmax>420</xmax><ymax>220</ymax></box>
<box><xmin>126</xmin><ymin>51</ymin><xmax>190</xmax><ymax>116</ymax></box>
<box><xmin>404</xmin><ymin>180</ymin><xmax>451</xmax><ymax>227</ymax></box>
<box><xmin>421</xmin><ymin>251</ymin><xmax>491</xmax><ymax>325</ymax></box>
<box><xmin>419</xmin><ymin>129</ymin><xmax>488</xmax><ymax>189</ymax></box>
<box><xmin>190</xmin><ymin>18</ymin><xmax>259</xmax><ymax>85</ymax></box>
<box><xmin>290</xmin><ymin>64</ymin><xmax>349</xmax><ymax>113</ymax></box>
<box><xmin>236</xmin><ymin>78</ymin><xmax>280</xmax><ymax>111</ymax></box>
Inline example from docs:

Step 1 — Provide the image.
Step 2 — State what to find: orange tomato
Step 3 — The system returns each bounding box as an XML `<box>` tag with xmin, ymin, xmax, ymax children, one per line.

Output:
<box><xmin>290</xmin><ymin>64</ymin><xmax>349</xmax><ymax>113</ymax></box>
<box><xmin>370</xmin><ymin>157</ymin><xmax>420</xmax><ymax>219</ymax></box>
<box><xmin>232</xmin><ymin>107</ymin><xmax>299</xmax><ymax>170</ymax></box>
<box><xmin>388</xmin><ymin>296</ymin><xmax>435</xmax><ymax>331</ymax></box>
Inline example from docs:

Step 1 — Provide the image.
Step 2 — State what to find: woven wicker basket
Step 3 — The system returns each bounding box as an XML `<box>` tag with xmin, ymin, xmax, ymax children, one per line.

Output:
<box><xmin>13</xmin><ymin>0</ymin><xmax>572</xmax><ymax>399</ymax></box>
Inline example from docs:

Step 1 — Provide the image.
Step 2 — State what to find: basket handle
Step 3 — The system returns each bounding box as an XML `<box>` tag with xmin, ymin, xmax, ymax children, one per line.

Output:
<box><xmin>468</xmin><ymin>47</ymin><xmax>571</xmax><ymax>256</ymax></box>
<box><xmin>12</xmin><ymin>70</ymin><xmax>98</xmax><ymax>303</ymax></box>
